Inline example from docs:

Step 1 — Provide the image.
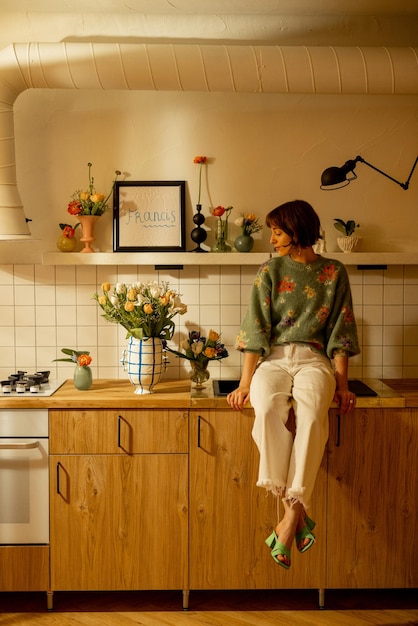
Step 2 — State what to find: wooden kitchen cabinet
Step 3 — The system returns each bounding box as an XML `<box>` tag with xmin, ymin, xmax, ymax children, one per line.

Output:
<box><xmin>189</xmin><ymin>409</ymin><xmax>327</xmax><ymax>590</ymax></box>
<box><xmin>49</xmin><ymin>409</ymin><xmax>188</xmax><ymax>594</ymax></box>
<box><xmin>327</xmin><ymin>407</ymin><xmax>418</xmax><ymax>588</ymax></box>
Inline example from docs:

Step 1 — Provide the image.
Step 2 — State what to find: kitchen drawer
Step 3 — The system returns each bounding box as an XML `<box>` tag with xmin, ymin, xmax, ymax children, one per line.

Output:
<box><xmin>49</xmin><ymin>409</ymin><xmax>188</xmax><ymax>454</ymax></box>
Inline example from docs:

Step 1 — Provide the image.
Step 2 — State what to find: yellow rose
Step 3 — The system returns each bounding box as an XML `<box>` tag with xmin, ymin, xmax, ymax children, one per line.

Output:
<box><xmin>143</xmin><ymin>303</ymin><xmax>153</xmax><ymax>314</ymax></box>
<box><xmin>101</xmin><ymin>282</ymin><xmax>110</xmax><ymax>292</ymax></box>
<box><xmin>90</xmin><ymin>193</ymin><xmax>105</xmax><ymax>203</ymax></box>
<box><xmin>124</xmin><ymin>302</ymin><xmax>135</xmax><ymax>312</ymax></box>
<box><xmin>79</xmin><ymin>191</ymin><xmax>90</xmax><ymax>201</ymax></box>
<box><xmin>208</xmin><ymin>329</ymin><xmax>220</xmax><ymax>341</ymax></box>
<box><xmin>127</xmin><ymin>289</ymin><xmax>136</xmax><ymax>301</ymax></box>
<box><xmin>98</xmin><ymin>295</ymin><xmax>107</xmax><ymax>306</ymax></box>
<box><xmin>159</xmin><ymin>295</ymin><xmax>169</xmax><ymax>306</ymax></box>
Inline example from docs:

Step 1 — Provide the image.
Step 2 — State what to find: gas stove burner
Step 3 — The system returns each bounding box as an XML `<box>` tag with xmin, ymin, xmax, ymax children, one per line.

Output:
<box><xmin>1</xmin><ymin>371</ymin><xmax>51</xmax><ymax>394</ymax></box>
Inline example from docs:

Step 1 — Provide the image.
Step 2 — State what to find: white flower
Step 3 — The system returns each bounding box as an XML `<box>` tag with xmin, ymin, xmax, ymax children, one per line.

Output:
<box><xmin>170</xmin><ymin>296</ymin><xmax>188</xmax><ymax>315</ymax></box>
<box><xmin>234</xmin><ymin>217</ymin><xmax>244</xmax><ymax>228</ymax></box>
<box><xmin>191</xmin><ymin>341</ymin><xmax>204</xmax><ymax>355</ymax></box>
<box><xmin>116</xmin><ymin>283</ymin><xmax>125</xmax><ymax>294</ymax></box>
<box><xmin>109</xmin><ymin>295</ymin><xmax>119</xmax><ymax>306</ymax></box>
<box><xmin>149</xmin><ymin>281</ymin><xmax>162</xmax><ymax>299</ymax></box>
<box><xmin>181</xmin><ymin>339</ymin><xmax>191</xmax><ymax>351</ymax></box>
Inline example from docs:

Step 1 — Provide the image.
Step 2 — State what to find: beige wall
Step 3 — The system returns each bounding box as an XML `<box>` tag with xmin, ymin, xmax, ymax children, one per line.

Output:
<box><xmin>4</xmin><ymin>88</ymin><xmax>418</xmax><ymax>263</ymax></box>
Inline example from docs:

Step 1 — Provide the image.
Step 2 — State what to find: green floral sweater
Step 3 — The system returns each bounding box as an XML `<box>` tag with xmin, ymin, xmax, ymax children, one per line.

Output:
<box><xmin>236</xmin><ymin>255</ymin><xmax>360</xmax><ymax>359</ymax></box>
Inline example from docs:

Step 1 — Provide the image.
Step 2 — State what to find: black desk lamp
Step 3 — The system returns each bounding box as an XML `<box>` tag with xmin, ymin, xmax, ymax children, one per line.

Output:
<box><xmin>321</xmin><ymin>155</ymin><xmax>418</xmax><ymax>190</ymax></box>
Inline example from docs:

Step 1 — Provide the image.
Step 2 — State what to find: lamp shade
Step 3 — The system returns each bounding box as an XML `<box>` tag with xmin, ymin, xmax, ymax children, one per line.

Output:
<box><xmin>0</xmin><ymin>182</ymin><xmax>31</xmax><ymax>240</ymax></box>
<box><xmin>0</xmin><ymin>207</ymin><xmax>31</xmax><ymax>240</ymax></box>
<box><xmin>321</xmin><ymin>166</ymin><xmax>349</xmax><ymax>187</ymax></box>
<box><xmin>320</xmin><ymin>159</ymin><xmax>358</xmax><ymax>190</ymax></box>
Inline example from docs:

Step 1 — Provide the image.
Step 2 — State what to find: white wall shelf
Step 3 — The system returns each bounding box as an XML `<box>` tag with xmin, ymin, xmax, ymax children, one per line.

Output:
<box><xmin>42</xmin><ymin>252</ymin><xmax>271</xmax><ymax>266</ymax></box>
<box><xmin>42</xmin><ymin>251</ymin><xmax>418</xmax><ymax>266</ymax></box>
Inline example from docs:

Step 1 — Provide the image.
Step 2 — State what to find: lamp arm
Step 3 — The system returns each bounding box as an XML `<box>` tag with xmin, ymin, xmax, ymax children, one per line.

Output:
<box><xmin>356</xmin><ymin>155</ymin><xmax>418</xmax><ymax>190</ymax></box>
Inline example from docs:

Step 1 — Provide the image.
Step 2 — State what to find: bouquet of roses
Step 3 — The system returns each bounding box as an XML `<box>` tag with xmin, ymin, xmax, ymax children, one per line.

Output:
<box><xmin>234</xmin><ymin>213</ymin><xmax>263</xmax><ymax>236</ymax></box>
<box><xmin>93</xmin><ymin>280</ymin><xmax>187</xmax><ymax>340</ymax></box>
<box><xmin>164</xmin><ymin>329</ymin><xmax>229</xmax><ymax>365</ymax></box>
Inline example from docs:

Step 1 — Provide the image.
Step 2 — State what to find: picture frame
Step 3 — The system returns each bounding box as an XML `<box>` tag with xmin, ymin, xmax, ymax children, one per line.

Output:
<box><xmin>113</xmin><ymin>180</ymin><xmax>186</xmax><ymax>252</ymax></box>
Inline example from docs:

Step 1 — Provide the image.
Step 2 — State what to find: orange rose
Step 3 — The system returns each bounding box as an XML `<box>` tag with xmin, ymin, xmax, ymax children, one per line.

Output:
<box><xmin>77</xmin><ymin>354</ymin><xmax>92</xmax><ymax>367</ymax></box>
<box><xmin>208</xmin><ymin>329</ymin><xmax>220</xmax><ymax>341</ymax></box>
<box><xmin>203</xmin><ymin>347</ymin><xmax>216</xmax><ymax>358</ymax></box>
<box><xmin>143</xmin><ymin>303</ymin><xmax>153</xmax><ymax>314</ymax></box>
<box><xmin>62</xmin><ymin>225</ymin><xmax>75</xmax><ymax>238</ymax></box>
<box><xmin>67</xmin><ymin>200</ymin><xmax>82</xmax><ymax>215</ymax></box>
<box><xmin>124</xmin><ymin>302</ymin><xmax>135</xmax><ymax>312</ymax></box>
<box><xmin>194</xmin><ymin>156</ymin><xmax>207</xmax><ymax>164</ymax></box>
<box><xmin>212</xmin><ymin>205</ymin><xmax>226</xmax><ymax>217</ymax></box>
<box><xmin>127</xmin><ymin>289</ymin><xmax>137</xmax><ymax>301</ymax></box>
<box><xmin>101</xmin><ymin>282</ymin><xmax>111</xmax><ymax>292</ymax></box>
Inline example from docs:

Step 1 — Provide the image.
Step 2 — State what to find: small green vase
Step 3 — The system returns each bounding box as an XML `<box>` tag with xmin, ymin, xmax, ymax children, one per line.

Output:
<box><xmin>74</xmin><ymin>365</ymin><xmax>93</xmax><ymax>390</ymax></box>
<box><xmin>234</xmin><ymin>234</ymin><xmax>254</xmax><ymax>252</ymax></box>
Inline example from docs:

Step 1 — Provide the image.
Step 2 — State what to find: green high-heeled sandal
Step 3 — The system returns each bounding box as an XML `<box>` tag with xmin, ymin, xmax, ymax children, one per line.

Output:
<box><xmin>271</xmin><ymin>540</ymin><xmax>291</xmax><ymax>569</ymax></box>
<box><xmin>265</xmin><ymin>530</ymin><xmax>278</xmax><ymax>549</ymax></box>
<box><xmin>265</xmin><ymin>530</ymin><xmax>291</xmax><ymax>569</ymax></box>
<box><xmin>295</xmin><ymin>523</ymin><xmax>315</xmax><ymax>553</ymax></box>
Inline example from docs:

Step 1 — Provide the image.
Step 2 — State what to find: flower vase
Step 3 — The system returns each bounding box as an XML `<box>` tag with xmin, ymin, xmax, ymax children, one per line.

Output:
<box><xmin>121</xmin><ymin>337</ymin><xmax>164</xmax><ymax>394</ymax></box>
<box><xmin>56</xmin><ymin>234</ymin><xmax>77</xmax><ymax>252</ymax></box>
<box><xmin>74</xmin><ymin>365</ymin><xmax>93</xmax><ymax>390</ymax></box>
<box><xmin>189</xmin><ymin>360</ymin><xmax>210</xmax><ymax>389</ymax></box>
<box><xmin>78</xmin><ymin>215</ymin><xmax>100</xmax><ymax>253</ymax></box>
<box><xmin>212</xmin><ymin>219</ymin><xmax>231</xmax><ymax>252</ymax></box>
<box><xmin>234</xmin><ymin>234</ymin><xmax>254</xmax><ymax>252</ymax></box>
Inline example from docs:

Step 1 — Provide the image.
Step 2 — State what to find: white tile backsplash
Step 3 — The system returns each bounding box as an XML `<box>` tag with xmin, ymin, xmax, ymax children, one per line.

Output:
<box><xmin>2</xmin><ymin>263</ymin><xmax>418</xmax><ymax>381</ymax></box>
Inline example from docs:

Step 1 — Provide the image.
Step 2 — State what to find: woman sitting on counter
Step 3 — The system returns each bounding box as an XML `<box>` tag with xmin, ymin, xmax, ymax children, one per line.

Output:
<box><xmin>227</xmin><ymin>199</ymin><xmax>360</xmax><ymax>570</ymax></box>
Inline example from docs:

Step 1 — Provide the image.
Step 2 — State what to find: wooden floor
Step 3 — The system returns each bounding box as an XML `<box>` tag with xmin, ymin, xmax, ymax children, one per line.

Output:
<box><xmin>1</xmin><ymin>590</ymin><xmax>417</xmax><ymax>626</ymax></box>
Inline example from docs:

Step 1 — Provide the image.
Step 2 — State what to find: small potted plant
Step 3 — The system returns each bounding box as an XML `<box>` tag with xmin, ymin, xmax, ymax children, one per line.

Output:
<box><xmin>334</xmin><ymin>218</ymin><xmax>361</xmax><ymax>253</ymax></box>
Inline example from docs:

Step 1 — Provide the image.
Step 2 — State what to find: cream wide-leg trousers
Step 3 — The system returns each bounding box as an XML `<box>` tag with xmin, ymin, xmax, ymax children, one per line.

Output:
<box><xmin>250</xmin><ymin>343</ymin><xmax>336</xmax><ymax>510</ymax></box>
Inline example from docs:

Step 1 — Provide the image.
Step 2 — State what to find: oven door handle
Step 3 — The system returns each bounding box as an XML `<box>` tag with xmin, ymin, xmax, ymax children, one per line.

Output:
<box><xmin>0</xmin><ymin>441</ymin><xmax>40</xmax><ymax>449</ymax></box>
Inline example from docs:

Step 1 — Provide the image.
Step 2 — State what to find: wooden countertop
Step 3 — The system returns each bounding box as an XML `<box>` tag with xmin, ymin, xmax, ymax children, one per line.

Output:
<box><xmin>0</xmin><ymin>377</ymin><xmax>411</xmax><ymax>409</ymax></box>
<box><xmin>382</xmin><ymin>379</ymin><xmax>418</xmax><ymax>408</ymax></box>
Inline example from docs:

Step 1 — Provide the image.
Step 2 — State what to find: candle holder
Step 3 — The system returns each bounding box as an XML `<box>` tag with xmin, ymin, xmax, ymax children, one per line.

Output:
<box><xmin>190</xmin><ymin>204</ymin><xmax>208</xmax><ymax>252</ymax></box>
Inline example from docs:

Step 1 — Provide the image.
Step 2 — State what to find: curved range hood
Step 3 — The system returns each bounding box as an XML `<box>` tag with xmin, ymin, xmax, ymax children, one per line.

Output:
<box><xmin>0</xmin><ymin>42</ymin><xmax>417</xmax><ymax>239</ymax></box>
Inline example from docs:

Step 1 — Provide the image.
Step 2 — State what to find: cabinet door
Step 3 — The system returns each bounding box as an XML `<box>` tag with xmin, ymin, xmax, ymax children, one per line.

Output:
<box><xmin>189</xmin><ymin>409</ymin><xmax>326</xmax><ymax>589</ymax></box>
<box><xmin>327</xmin><ymin>407</ymin><xmax>418</xmax><ymax>588</ymax></box>
<box><xmin>49</xmin><ymin>409</ymin><xmax>188</xmax><ymax>454</ymax></box>
<box><xmin>50</xmin><ymin>453</ymin><xmax>188</xmax><ymax>590</ymax></box>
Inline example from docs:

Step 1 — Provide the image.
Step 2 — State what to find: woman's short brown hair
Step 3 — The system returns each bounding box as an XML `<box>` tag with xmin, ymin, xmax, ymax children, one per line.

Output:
<box><xmin>266</xmin><ymin>200</ymin><xmax>321</xmax><ymax>248</ymax></box>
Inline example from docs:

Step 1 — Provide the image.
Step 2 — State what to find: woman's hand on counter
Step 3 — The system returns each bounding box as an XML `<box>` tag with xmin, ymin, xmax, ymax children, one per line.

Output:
<box><xmin>334</xmin><ymin>389</ymin><xmax>357</xmax><ymax>414</ymax></box>
<box><xmin>227</xmin><ymin>385</ymin><xmax>251</xmax><ymax>410</ymax></box>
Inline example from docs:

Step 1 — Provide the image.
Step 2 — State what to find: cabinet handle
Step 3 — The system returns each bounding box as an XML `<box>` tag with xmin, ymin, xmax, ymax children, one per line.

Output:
<box><xmin>0</xmin><ymin>440</ymin><xmax>39</xmax><ymax>449</ymax></box>
<box><xmin>197</xmin><ymin>415</ymin><xmax>201</xmax><ymax>448</ymax></box>
<box><xmin>118</xmin><ymin>415</ymin><xmax>122</xmax><ymax>448</ymax></box>
<box><xmin>336</xmin><ymin>413</ymin><xmax>341</xmax><ymax>447</ymax></box>
<box><xmin>56</xmin><ymin>461</ymin><xmax>62</xmax><ymax>495</ymax></box>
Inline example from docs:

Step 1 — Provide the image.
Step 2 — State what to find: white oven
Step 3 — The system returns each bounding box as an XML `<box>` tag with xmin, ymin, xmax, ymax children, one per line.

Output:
<box><xmin>0</xmin><ymin>409</ymin><xmax>49</xmax><ymax>544</ymax></box>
